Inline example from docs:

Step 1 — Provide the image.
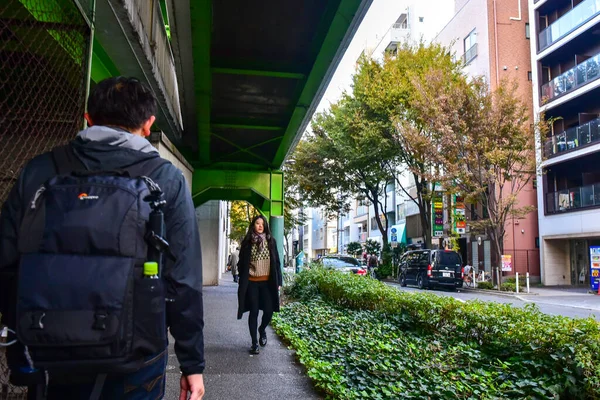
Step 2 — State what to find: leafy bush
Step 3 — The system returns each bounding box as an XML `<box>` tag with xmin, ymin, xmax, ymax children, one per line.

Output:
<box><xmin>375</xmin><ymin>263</ymin><xmax>393</xmax><ymax>279</ymax></box>
<box><xmin>500</xmin><ymin>282</ymin><xmax>516</xmax><ymax>292</ymax></box>
<box><xmin>275</xmin><ymin>268</ymin><xmax>600</xmax><ymax>399</ymax></box>
<box><xmin>476</xmin><ymin>281</ymin><xmax>494</xmax><ymax>290</ymax></box>
<box><xmin>504</xmin><ymin>276</ymin><xmax>526</xmax><ymax>285</ymax></box>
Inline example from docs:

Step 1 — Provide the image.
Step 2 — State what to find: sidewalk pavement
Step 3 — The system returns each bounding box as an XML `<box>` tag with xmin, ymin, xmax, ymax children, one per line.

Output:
<box><xmin>164</xmin><ymin>277</ymin><xmax>320</xmax><ymax>400</ymax></box>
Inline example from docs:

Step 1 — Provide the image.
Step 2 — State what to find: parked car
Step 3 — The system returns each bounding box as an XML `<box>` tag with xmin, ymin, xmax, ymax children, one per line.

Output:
<box><xmin>318</xmin><ymin>255</ymin><xmax>367</xmax><ymax>275</ymax></box>
<box><xmin>397</xmin><ymin>249</ymin><xmax>463</xmax><ymax>290</ymax></box>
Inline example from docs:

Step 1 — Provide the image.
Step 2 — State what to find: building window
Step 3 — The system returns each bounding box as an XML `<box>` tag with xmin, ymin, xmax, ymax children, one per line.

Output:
<box><xmin>528</xmin><ymin>71</ymin><xmax>532</xmax><ymax>81</ymax></box>
<box><xmin>463</xmin><ymin>29</ymin><xmax>477</xmax><ymax>64</ymax></box>
<box><xmin>419</xmin><ymin>17</ymin><xmax>424</xmax><ymax>22</ymax></box>
<box><xmin>525</xmin><ymin>23</ymin><xmax>530</xmax><ymax>39</ymax></box>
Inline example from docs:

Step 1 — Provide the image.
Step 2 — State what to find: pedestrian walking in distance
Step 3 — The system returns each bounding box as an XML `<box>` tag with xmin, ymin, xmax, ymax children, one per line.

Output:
<box><xmin>236</xmin><ymin>215</ymin><xmax>282</xmax><ymax>354</ymax></box>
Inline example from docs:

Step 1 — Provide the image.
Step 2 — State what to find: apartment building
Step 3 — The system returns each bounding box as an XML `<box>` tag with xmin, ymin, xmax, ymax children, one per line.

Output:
<box><xmin>435</xmin><ymin>0</ymin><xmax>540</xmax><ymax>280</ymax></box>
<box><xmin>529</xmin><ymin>0</ymin><xmax>600</xmax><ymax>286</ymax></box>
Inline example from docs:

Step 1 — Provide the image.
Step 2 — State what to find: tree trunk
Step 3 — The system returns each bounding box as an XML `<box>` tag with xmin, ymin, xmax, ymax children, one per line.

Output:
<box><xmin>369</xmin><ymin>189</ymin><xmax>389</xmax><ymax>245</ymax></box>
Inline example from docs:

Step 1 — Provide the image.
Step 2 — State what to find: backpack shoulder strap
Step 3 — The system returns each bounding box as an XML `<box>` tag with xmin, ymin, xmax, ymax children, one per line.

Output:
<box><xmin>52</xmin><ymin>144</ymin><xmax>86</xmax><ymax>175</ymax></box>
<box><xmin>124</xmin><ymin>156</ymin><xmax>170</xmax><ymax>178</ymax></box>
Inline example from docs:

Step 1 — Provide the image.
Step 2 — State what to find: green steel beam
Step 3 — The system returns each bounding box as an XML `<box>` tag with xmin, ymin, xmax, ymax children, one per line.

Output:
<box><xmin>211</xmin><ymin>123</ymin><xmax>283</xmax><ymax>131</ymax></box>
<box><xmin>211</xmin><ymin>67</ymin><xmax>305</xmax><ymax>80</ymax></box>
<box><xmin>191</xmin><ymin>0</ymin><xmax>211</xmax><ymax>164</ymax></box>
<box><xmin>272</xmin><ymin>0</ymin><xmax>367</xmax><ymax>167</ymax></box>
<box><xmin>90</xmin><ymin>38</ymin><xmax>120</xmax><ymax>83</ymax></box>
<box><xmin>192</xmin><ymin>169</ymin><xmax>284</xmax><ymax>217</ymax></box>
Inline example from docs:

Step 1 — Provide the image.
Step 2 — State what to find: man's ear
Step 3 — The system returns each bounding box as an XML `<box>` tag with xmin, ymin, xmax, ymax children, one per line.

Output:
<box><xmin>84</xmin><ymin>113</ymin><xmax>94</xmax><ymax>127</ymax></box>
<box><xmin>141</xmin><ymin>115</ymin><xmax>156</xmax><ymax>137</ymax></box>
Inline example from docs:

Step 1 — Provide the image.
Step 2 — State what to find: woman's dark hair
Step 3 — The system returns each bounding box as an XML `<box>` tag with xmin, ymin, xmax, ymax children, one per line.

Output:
<box><xmin>241</xmin><ymin>215</ymin><xmax>272</xmax><ymax>248</ymax></box>
<box><xmin>87</xmin><ymin>76</ymin><xmax>157</xmax><ymax>130</ymax></box>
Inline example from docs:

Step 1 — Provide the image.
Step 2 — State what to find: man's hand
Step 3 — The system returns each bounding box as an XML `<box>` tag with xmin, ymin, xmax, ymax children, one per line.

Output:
<box><xmin>179</xmin><ymin>374</ymin><xmax>205</xmax><ymax>400</ymax></box>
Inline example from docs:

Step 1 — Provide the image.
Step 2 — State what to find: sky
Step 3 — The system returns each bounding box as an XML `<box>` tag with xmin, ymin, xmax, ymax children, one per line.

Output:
<box><xmin>315</xmin><ymin>0</ymin><xmax>455</xmax><ymax>114</ymax></box>
<box><xmin>315</xmin><ymin>0</ymin><xmax>408</xmax><ymax>114</ymax></box>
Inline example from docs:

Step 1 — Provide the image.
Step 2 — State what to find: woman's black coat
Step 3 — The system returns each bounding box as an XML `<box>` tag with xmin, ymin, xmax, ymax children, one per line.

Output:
<box><xmin>237</xmin><ymin>238</ymin><xmax>282</xmax><ymax>319</ymax></box>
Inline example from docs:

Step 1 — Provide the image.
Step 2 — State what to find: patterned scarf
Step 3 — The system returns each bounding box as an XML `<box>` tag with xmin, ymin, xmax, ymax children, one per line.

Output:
<box><xmin>251</xmin><ymin>232</ymin><xmax>267</xmax><ymax>251</ymax></box>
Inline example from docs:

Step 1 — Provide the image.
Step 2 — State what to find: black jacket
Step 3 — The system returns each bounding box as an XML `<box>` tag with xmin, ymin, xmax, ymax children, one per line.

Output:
<box><xmin>237</xmin><ymin>238</ymin><xmax>282</xmax><ymax>319</ymax></box>
<box><xmin>0</xmin><ymin>138</ymin><xmax>205</xmax><ymax>376</ymax></box>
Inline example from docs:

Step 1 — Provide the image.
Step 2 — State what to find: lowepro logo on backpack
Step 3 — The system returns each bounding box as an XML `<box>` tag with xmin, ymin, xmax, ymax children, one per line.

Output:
<box><xmin>78</xmin><ymin>192</ymin><xmax>99</xmax><ymax>200</ymax></box>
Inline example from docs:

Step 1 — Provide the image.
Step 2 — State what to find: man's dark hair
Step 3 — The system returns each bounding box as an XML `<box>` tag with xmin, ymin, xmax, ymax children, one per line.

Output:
<box><xmin>87</xmin><ymin>76</ymin><xmax>157</xmax><ymax>130</ymax></box>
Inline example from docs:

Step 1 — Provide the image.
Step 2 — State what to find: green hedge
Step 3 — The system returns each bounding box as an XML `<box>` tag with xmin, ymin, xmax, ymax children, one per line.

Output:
<box><xmin>277</xmin><ymin>268</ymin><xmax>600</xmax><ymax>399</ymax></box>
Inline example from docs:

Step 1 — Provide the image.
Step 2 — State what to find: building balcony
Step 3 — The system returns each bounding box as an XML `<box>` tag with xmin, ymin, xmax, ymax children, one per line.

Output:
<box><xmin>538</xmin><ymin>0</ymin><xmax>600</xmax><ymax>52</ymax></box>
<box><xmin>541</xmin><ymin>52</ymin><xmax>600</xmax><ymax>102</ymax></box>
<box><xmin>544</xmin><ymin>117</ymin><xmax>600</xmax><ymax>158</ymax></box>
<box><xmin>383</xmin><ymin>23</ymin><xmax>410</xmax><ymax>53</ymax></box>
<box><xmin>546</xmin><ymin>183</ymin><xmax>600</xmax><ymax>214</ymax></box>
<box><xmin>462</xmin><ymin>43</ymin><xmax>477</xmax><ymax>64</ymax></box>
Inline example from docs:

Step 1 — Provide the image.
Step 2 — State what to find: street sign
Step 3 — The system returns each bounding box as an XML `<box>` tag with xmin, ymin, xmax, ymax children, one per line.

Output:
<box><xmin>391</xmin><ymin>242</ymin><xmax>398</xmax><ymax>248</ymax></box>
<box><xmin>391</xmin><ymin>227</ymin><xmax>397</xmax><ymax>234</ymax></box>
<box><xmin>391</xmin><ymin>234</ymin><xmax>398</xmax><ymax>242</ymax></box>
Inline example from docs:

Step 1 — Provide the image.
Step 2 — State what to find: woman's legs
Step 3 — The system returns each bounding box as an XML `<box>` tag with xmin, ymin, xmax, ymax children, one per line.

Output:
<box><xmin>258</xmin><ymin>283</ymin><xmax>273</xmax><ymax>334</ymax></box>
<box><xmin>246</xmin><ymin>282</ymin><xmax>260</xmax><ymax>345</ymax></box>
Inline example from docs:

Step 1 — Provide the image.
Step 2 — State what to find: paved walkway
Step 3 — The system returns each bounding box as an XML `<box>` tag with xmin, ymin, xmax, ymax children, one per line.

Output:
<box><xmin>163</xmin><ymin>277</ymin><xmax>320</xmax><ymax>400</ymax></box>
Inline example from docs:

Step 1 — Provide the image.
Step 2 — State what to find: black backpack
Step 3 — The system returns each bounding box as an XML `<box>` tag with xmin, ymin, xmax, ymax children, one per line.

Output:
<box><xmin>13</xmin><ymin>145</ymin><xmax>171</xmax><ymax>377</ymax></box>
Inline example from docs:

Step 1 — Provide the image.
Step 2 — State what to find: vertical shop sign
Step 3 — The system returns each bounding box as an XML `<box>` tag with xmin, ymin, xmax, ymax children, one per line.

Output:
<box><xmin>432</xmin><ymin>190</ymin><xmax>444</xmax><ymax>238</ymax></box>
<box><xmin>590</xmin><ymin>246</ymin><xmax>600</xmax><ymax>291</ymax></box>
<box><xmin>453</xmin><ymin>195</ymin><xmax>466</xmax><ymax>234</ymax></box>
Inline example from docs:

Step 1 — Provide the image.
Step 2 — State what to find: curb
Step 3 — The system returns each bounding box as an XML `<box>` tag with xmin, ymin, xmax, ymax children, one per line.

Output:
<box><xmin>459</xmin><ymin>288</ymin><xmax>539</xmax><ymax>297</ymax></box>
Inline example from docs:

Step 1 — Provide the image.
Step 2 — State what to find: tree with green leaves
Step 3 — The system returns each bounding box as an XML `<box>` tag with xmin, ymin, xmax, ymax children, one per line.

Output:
<box><xmin>347</xmin><ymin>241</ymin><xmax>362</xmax><ymax>258</ymax></box>
<box><xmin>291</xmin><ymin>95</ymin><xmax>396</xmax><ymax>245</ymax></box>
<box><xmin>411</xmin><ymin>72</ymin><xmax>536</xmax><ymax>283</ymax></box>
<box><xmin>228</xmin><ymin>201</ymin><xmax>259</xmax><ymax>245</ymax></box>
<box><xmin>352</xmin><ymin>42</ymin><xmax>465</xmax><ymax>249</ymax></box>
<box><xmin>364</xmin><ymin>239</ymin><xmax>381</xmax><ymax>257</ymax></box>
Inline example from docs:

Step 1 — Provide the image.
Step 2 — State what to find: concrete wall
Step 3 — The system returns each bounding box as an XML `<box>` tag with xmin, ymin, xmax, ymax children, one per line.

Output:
<box><xmin>435</xmin><ymin>0</ymin><xmax>491</xmax><ymax>83</ymax></box>
<box><xmin>542</xmin><ymin>238</ymin><xmax>570</xmax><ymax>285</ymax></box>
<box><xmin>149</xmin><ymin>132</ymin><xmax>193</xmax><ymax>191</ymax></box>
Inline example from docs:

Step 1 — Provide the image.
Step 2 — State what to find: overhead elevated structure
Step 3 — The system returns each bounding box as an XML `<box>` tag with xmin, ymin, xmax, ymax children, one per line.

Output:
<box><xmin>167</xmin><ymin>0</ymin><xmax>373</xmax><ymax>216</ymax></box>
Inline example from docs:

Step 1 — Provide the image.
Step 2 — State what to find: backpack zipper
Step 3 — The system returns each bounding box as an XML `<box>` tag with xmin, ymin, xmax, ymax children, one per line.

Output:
<box><xmin>30</xmin><ymin>186</ymin><xmax>46</xmax><ymax>210</ymax></box>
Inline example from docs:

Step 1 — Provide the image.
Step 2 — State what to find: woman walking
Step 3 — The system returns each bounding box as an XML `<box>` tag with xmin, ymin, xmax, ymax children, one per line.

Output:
<box><xmin>237</xmin><ymin>215</ymin><xmax>282</xmax><ymax>354</ymax></box>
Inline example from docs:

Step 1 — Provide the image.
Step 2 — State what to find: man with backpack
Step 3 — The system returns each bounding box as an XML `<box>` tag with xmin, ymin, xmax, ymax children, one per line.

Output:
<box><xmin>0</xmin><ymin>77</ymin><xmax>205</xmax><ymax>399</ymax></box>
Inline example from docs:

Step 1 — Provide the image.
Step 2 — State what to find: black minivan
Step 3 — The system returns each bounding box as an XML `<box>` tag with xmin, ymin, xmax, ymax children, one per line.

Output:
<box><xmin>398</xmin><ymin>249</ymin><xmax>463</xmax><ymax>290</ymax></box>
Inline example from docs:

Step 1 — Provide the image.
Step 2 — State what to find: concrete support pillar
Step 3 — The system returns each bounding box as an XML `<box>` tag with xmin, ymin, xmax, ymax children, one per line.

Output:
<box><xmin>270</xmin><ymin>216</ymin><xmax>284</xmax><ymax>272</ymax></box>
<box><xmin>196</xmin><ymin>200</ymin><xmax>220</xmax><ymax>286</ymax></box>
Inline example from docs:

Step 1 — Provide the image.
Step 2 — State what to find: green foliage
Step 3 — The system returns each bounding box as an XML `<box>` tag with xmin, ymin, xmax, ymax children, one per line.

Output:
<box><xmin>346</xmin><ymin>241</ymin><xmax>363</xmax><ymax>258</ymax></box>
<box><xmin>228</xmin><ymin>201</ymin><xmax>259</xmax><ymax>244</ymax></box>
<box><xmin>375</xmin><ymin>263</ymin><xmax>392</xmax><ymax>279</ymax></box>
<box><xmin>364</xmin><ymin>239</ymin><xmax>381</xmax><ymax>256</ymax></box>
<box><xmin>476</xmin><ymin>281</ymin><xmax>494</xmax><ymax>290</ymax></box>
<box><xmin>500</xmin><ymin>282</ymin><xmax>516</xmax><ymax>292</ymax></box>
<box><xmin>275</xmin><ymin>269</ymin><xmax>600</xmax><ymax>399</ymax></box>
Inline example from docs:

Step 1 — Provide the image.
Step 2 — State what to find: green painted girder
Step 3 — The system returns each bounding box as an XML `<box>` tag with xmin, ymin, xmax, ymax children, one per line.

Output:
<box><xmin>192</xmin><ymin>169</ymin><xmax>284</xmax><ymax>217</ymax></box>
<box><xmin>90</xmin><ymin>38</ymin><xmax>120</xmax><ymax>83</ymax></box>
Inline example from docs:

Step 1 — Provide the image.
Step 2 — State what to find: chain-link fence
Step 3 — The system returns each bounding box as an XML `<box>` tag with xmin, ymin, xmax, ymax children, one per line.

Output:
<box><xmin>0</xmin><ymin>0</ymin><xmax>90</xmax><ymax>397</ymax></box>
